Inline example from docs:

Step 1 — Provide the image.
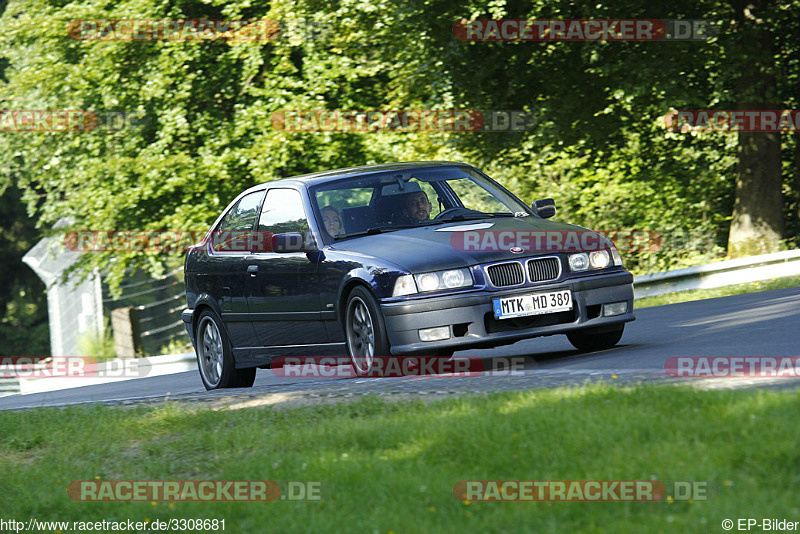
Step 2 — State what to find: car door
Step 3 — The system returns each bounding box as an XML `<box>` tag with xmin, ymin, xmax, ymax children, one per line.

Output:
<box><xmin>246</xmin><ymin>187</ymin><xmax>327</xmax><ymax>349</ymax></box>
<box><xmin>202</xmin><ymin>189</ymin><xmax>265</xmax><ymax>351</ymax></box>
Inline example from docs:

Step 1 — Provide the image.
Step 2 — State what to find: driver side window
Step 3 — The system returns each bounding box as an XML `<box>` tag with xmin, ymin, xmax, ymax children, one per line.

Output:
<box><xmin>255</xmin><ymin>188</ymin><xmax>310</xmax><ymax>252</ymax></box>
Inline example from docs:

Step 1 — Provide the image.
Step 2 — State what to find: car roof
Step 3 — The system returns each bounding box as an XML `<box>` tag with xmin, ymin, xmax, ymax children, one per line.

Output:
<box><xmin>246</xmin><ymin>161</ymin><xmax>475</xmax><ymax>191</ymax></box>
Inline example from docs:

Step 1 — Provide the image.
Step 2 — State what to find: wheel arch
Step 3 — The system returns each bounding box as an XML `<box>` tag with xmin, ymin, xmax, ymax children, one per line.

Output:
<box><xmin>338</xmin><ymin>278</ymin><xmax>376</xmax><ymax>329</ymax></box>
<box><xmin>191</xmin><ymin>299</ymin><xmax>233</xmax><ymax>352</ymax></box>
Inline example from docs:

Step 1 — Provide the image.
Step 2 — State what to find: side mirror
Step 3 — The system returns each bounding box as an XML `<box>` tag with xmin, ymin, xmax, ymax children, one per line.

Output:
<box><xmin>533</xmin><ymin>198</ymin><xmax>556</xmax><ymax>219</ymax></box>
<box><xmin>272</xmin><ymin>232</ymin><xmax>317</xmax><ymax>253</ymax></box>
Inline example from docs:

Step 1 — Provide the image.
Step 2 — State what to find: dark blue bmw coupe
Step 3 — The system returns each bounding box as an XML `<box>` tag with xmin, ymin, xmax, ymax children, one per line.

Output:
<box><xmin>182</xmin><ymin>162</ymin><xmax>635</xmax><ymax>389</ymax></box>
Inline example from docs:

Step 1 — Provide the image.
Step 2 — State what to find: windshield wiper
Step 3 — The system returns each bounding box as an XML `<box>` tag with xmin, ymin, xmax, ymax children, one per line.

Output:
<box><xmin>436</xmin><ymin>212</ymin><xmax>515</xmax><ymax>222</ymax></box>
<box><xmin>334</xmin><ymin>225</ymin><xmax>409</xmax><ymax>240</ymax></box>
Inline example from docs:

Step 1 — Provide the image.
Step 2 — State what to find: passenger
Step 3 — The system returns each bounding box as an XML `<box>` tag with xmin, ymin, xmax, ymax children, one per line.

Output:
<box><xmin>321</xmin><ymin>206</ymin><xmax>344</xmax><ymax>236</ymax></box>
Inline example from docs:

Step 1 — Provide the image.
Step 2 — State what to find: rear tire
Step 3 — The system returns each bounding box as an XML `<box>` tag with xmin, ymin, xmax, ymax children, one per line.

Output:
<box><xmin>344</xmin><ymin>286</ymin><xmax>390</xmax><ymax>377</ymax></box>
<box><xmin>195</xmin><ymin>310</ymin><xmax>256</xmax><ymax>390</ymax></box>
<box><xmin>567</xmin><ymin>324</ymin><xmax>625</xmax><ymax>352</ymax></box>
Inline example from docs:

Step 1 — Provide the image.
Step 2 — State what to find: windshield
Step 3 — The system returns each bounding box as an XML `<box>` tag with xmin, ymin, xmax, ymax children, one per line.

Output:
<box><xmin>309</xmin><ymin>166</ymin><xmax>531</xmax><ymax>241</ymax></box>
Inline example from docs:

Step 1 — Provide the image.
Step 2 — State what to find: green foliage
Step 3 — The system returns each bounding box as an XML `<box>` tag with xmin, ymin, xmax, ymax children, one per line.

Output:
<box><xmin>0</xmin><ymin>184</ymin><xmax>49</xmax><ymax>356</ymax></box>
<box><xmin>157</xmin><ymin>335</ymin><xmax>191</xmax><ymax>355</ymax></box>
<box><xmin>77</xmin><ymin>319</ymin><xmax>115</xmax><ymax>362</ymax></box>
<box><xmin>484</xmin><ymin>122</ymin><xmax>736</xmax><ymax>273</ymax></box>
<box><xmin>1</xmin><ymin>386</ymin><xmax>799</xmax><ymax>530</ymax></box>
<box><xmin>0</xmin><ymin>0</ymin><xmax>797</xmax><ymax>289</ymax></box>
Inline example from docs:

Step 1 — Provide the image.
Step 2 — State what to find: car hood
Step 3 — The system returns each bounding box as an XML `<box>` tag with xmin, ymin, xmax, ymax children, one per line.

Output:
<box><xmin>329</xmin><ymin>216</ymin><xmax>608</xmax><ymax>272</ymax></box>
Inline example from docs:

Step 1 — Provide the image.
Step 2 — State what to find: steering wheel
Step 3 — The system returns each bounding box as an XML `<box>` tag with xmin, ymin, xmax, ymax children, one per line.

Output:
<box><xmin>434</xmin><ymin>207</ymin><xmax>479</xmax><ymax>220</ymax></box>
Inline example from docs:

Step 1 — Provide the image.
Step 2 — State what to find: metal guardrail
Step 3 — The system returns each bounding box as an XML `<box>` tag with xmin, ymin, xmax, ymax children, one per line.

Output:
<box><xmin>0</xmin><ymin>376</ymin><xmax>21</xmax><ymax>396</ymax></box>
<box><xmin>633</xmin><ymin>249</ymin><xmax>800</xmax><ymax>299</ymax></box>
<box><xmin>3</xmin><ymin>251</ymin><xmax>799</xmax><ymax>397</ymax></box>
<box><xmin>1</xmin><ymin>353</ymin><xmax>196</xmax><ymax>396</ymax></box>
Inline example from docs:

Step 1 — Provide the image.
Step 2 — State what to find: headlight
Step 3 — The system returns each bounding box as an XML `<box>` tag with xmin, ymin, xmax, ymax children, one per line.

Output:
<box><xmin>393</xmin><ymin>268</ymin><xmax>473</xmax><ymax>296</ymax></box>
<box><xmin>442</xmin><ymin>269</ymin><xmax>467</xmax><ymax>288</ymax></box>
<box><xmin>416</xmin><ymin>273</ymin><xmax>440</xmax><ymax>292</ymax></box>
<box><xmin>414</xmin><ymin>268</ymin><xmax>472</xmax><ymax>292</ymax></box>
<box><xmin>569</xmin><ymin>250</ymin><xmax>616</xmax><ymax>272</ymax></box>
<box><xmin>589</xmin><ymin>250</ymin><xmax>610</xmax><ymax>269</ymax></box>
<box><xmin>568</xmin><ymin>253</ymin><xmax>590</xmax><ymax>271</ymax></box>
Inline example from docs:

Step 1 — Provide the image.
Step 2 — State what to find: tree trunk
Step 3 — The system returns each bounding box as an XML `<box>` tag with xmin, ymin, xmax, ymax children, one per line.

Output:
<box><xmin>729</xmin><ymin>131</ymin><xmax>783</xmax><ymax>256</ymax></box>
<box><xmin>727</xmin><ymin>0</ymin><xmax>784</xmax><ymax>257</ymax></box>
<box><xmin>795</xmin><ymin>133</ymin><xmax>800</xmax><ymax>219</ymax></box>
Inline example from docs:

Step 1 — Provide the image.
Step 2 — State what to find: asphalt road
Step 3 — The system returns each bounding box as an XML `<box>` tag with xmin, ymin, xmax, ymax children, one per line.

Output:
<box><xmin>2</xmin><ymin>286</ymin><xmax>798</xmax><ymax>411</ymax></box>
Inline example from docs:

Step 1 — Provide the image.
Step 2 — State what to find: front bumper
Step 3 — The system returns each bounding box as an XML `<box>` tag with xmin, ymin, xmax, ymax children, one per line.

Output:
<box><xmin>181</xmin><ymin>308</ymin><xmax>195</xmax><ymax>348</ymax></box>
<box><xmin>380</xmin><ymin>271</ymin><xmax>635</xmax><ymax>355</ymax></box>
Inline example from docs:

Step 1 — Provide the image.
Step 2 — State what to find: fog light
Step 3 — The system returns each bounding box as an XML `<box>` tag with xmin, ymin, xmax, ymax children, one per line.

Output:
<box><xmin>419</xmin><ymin>326</ymin><xmax>451</xmax><ymax>342</ymax></box>
<box><xmin>603</xmin><ymin>302</ymin><xmax>627</xmax><ymax>317</ymax></box>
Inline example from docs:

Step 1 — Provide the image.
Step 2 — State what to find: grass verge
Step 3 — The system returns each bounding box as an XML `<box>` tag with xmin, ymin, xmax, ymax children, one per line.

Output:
<box><xmin>1</xmin><ymin>384</ymin><xmax>799</xmax><ymax>533</ymax></box>
<box><xmin>635</xmin><ymin>275</ymin><xmax>800</xmax><ymax>308</ymax></box>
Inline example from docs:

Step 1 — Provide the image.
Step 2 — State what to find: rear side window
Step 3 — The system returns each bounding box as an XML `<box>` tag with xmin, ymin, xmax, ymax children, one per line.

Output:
<box><xmin>212</xmin><ymin>190</ymin><xmax>264</xmax><ymax>252</ymax></box>
<box><xmin>217</xmin><ymin>191</ymin><xmax>264</xmax><ymax>232</ymax></box>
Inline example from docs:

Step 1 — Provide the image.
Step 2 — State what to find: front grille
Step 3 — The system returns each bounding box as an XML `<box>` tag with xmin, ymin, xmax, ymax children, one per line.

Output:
<box><xmin>527</xmin><ymin>257</ymin><xmax>560</xmax><ymax>283</ymax></box>
<box><xmin>486</xmin><ymin>262</ymin><xmax>524</xmax><ymax>287</ymax></box>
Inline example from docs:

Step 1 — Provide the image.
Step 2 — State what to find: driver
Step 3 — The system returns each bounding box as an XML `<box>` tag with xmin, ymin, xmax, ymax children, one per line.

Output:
<box><xmin>401</xmin><ymin>191</ymin><xmax>432</xmax><ymax>223</ymax></box>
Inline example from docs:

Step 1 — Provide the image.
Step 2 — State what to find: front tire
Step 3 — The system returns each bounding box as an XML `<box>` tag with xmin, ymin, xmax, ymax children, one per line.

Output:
<box><xmin>567</xmin><ymin>324</ymin><xmax>625</xmax><ymax>352</ymax></box>
<box><xmin>195</xmin><ymin>310</ymin><xmax>256</xmax><ymax>390</ymax></box>
<box><xmin>345</xmin><ymin>286</ymin><xmax>390</xmax><ymax>377</ymax></box>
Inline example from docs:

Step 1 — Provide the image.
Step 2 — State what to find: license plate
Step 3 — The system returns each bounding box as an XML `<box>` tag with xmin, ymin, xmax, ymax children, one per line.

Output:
<box><xmin>493</xmin><ymin>290</ymin><xmax>572</xmax><ymax>319</ymax></box>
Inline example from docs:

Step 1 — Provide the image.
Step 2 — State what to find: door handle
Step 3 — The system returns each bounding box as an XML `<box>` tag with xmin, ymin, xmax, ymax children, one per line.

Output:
<box><xmin>247</xmin><ymin>265</ymin><xmax>258</xmax><ymax>277</ymax></box>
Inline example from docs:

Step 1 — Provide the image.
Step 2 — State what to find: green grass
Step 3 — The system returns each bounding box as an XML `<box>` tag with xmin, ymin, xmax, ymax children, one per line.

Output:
<box><xmin>635</xmin><ymin>275</ymin><xmax>800</xmax><ymax>308</ymax></box>
<box><xmin>2</xmin><ymin>384</ymin><xmax>799</xmax><ymax>533</ymax></box>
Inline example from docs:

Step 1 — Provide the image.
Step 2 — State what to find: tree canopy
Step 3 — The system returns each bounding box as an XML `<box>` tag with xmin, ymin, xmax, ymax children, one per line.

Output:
<box><xmin>1</xmin><ymin>0</ymin><xmax>798</xmax><ymax>294</ymax></box>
